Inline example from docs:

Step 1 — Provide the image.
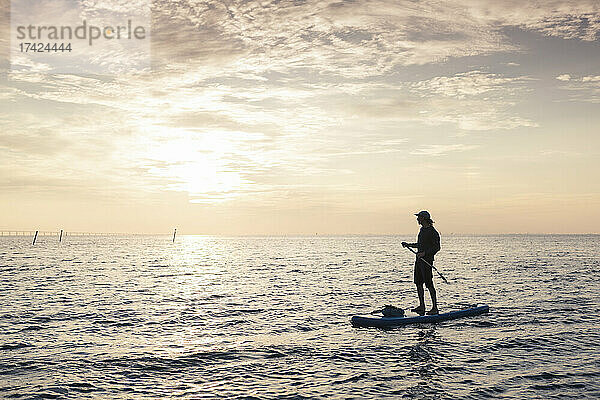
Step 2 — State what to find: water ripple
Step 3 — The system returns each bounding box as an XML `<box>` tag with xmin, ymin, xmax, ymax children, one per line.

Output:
<box><xmin>0</xmin><ymin>234</ymin><xmax>599</xmax><ymax>399</ymax></box>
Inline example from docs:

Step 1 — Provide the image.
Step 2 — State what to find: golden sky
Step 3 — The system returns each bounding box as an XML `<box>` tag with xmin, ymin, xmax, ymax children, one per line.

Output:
<box><xmin>1</xmin><ymin>0</ymin><xmax>599</xmax><ymax>234</ymax></box>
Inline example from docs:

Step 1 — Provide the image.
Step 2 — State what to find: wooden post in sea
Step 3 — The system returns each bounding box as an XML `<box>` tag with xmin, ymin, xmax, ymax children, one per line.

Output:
<box><xmin>59</xmin><ymin>229</ymin><xmax>63</xmax><ymax>243</ymax></box>
<box><xmin>32</xmin><ymin>231</ymin><xmax>39</xmax><ymax>245</ymax></box>
<box><xmin>172</xmin><ymin>228</ymin><xmax>177</xmax><ymax>243</ymax></box>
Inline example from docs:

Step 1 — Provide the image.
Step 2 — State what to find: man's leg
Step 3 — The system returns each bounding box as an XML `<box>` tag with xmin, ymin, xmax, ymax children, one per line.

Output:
<box><xmin>427</xmin><ymin>284</ymin><xmax>438</xmax><ymax>312</ymax></box>
<box><xmin>416</xmin><ymin>284</ymin><xmax>425</xmax><ymax>310</ymax></box>
<box><xmin>423</xmin><ymin>263</ymin><xmax>438</xmax><ymax>314</ymax></box>
<box><xmin>413</xmin><ymin>263</ymin><xmax>426</xmax><ymax>313</ymax></box>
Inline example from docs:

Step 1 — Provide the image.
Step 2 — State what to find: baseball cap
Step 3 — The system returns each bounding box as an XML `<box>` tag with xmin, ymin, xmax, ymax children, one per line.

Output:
<box><xmin>414</xmin><ymin>210</ymin><xmax>431</xmax><ymax>219</ymax></box>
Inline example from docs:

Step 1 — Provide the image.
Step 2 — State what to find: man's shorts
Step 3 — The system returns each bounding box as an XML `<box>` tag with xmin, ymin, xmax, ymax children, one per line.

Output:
<box><xmin>414</xmin><ymin>259</ymin><xmax>434</xmax><ymax>288</ymax></box>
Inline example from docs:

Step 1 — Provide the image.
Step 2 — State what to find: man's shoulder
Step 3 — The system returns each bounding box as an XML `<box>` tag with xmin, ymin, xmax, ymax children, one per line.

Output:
<box><xmin>425</xmin><ymin>225</ymin><xmax>440</xmax><ymax>235</ymax></box>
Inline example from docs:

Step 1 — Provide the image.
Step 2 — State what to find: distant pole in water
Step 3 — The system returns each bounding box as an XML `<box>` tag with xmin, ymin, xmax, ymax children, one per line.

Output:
<box><xmin>172</xmin><ymin>228</ymin><xmax>177</xmax><ymax>243</ymax></box>
<box><xmin>59</xmin><ymin>229</ymin><xmax>63</xmax><ymax>243</ymax></box>
<box><xmin>32</xmin><ymin>230</ymin><xmax>39</xmax><ymax>245</ymax></box>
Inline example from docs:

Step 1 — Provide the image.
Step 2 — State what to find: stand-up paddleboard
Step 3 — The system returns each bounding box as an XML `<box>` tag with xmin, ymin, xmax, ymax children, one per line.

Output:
<box><xmin>351</xmin><ymin>305</ymin><xmax>489</xmax><ymax>328</ymax></box>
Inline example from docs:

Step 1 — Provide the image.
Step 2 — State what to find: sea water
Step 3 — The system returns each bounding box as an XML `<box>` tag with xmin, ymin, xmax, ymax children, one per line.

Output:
<box><xmin>1</xmin><ymin>235</ymin><xmax>599</xmax><ymax>399</ymax></box>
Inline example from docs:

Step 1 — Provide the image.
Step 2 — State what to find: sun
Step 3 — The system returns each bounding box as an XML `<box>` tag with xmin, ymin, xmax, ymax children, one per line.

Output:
<box><xmin>142</xmin><ymin>128</ymin><xmax>252</xmax><ymax>202</ymax></box>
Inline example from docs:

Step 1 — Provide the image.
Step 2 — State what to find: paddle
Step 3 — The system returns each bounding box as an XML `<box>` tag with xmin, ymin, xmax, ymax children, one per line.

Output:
<box><xmin>404</xmin><ymin>245</ymin><xmax>449</xmax><ymax>284</ymax></box>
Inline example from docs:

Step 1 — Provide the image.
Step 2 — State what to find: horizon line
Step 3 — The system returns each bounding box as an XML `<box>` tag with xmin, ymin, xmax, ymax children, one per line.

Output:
<box><xmin>1</xmin><ymin>231</ymin><xmax>599</xmax><ymax>237</ymax></box>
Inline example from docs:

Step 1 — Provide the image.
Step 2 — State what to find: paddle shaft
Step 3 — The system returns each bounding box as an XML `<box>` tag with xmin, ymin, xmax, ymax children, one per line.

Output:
<box><xmin>405</xmin><ymin>245</ymin><xmax>449</xmax><ymax>284</ymax></box>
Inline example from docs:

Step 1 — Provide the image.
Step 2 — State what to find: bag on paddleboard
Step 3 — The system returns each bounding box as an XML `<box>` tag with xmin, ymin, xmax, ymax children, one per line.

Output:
<box><xmin>381</xmin><ymin>305</ymin><xmax>405</xmax><ymax>317</ymax></box>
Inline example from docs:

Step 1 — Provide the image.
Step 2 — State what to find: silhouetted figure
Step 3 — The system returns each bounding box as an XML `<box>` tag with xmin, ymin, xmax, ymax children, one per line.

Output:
<box><xmin>402</xmin><ymin>211</ymin><xmax>441</xmax><ymax>315</ymax></box>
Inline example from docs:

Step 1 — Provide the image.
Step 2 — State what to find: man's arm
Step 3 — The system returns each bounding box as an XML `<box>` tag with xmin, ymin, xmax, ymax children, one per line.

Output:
<box><xmin>401</xmin><ymin>241</ymin><xmax>418</xmax><ymax>248</ymax></box>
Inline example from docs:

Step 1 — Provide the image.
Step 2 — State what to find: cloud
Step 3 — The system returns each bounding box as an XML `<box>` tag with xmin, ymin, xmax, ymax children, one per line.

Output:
<box><xmin>9</xmin><ymin>0</ymin><xmax>597</xmax><ymax>206</ymax></box>
<box><xmin>408</xmin><ymin>70</ymin><xmax>538</xmax><ymax>130</ymax></box>
<box><xmin>521</xmin><ymin>12</ymin><xmax>600</xmax><ymax>42</ymax></box>
<box><xmin>150</xmin><ymin>0</ymin><xmax>513</xmax><ymax>78</ymax></box>
<box><xmin>2</xmin><ymin>65</ymin><xmax>538</xmax><ymax>205</ymax></box>
<box><xmin>329</xmin><ymin>70</ymin><xmax>537</xmax><ymax>130</ymax></box>
<box><xmin>462</xmin><ymin>0</ymin><xmax>600</xmax><ymax>41</ymax></box>
<box><xmin>409</xmin><ymin>70</ymin><xmax>531</xmax><ymax>99</ymax></box>
<box><xmin>539</xmin><ymin>149</ymin><xmax>583</xmax><ymax>158</ymax></box>
<box><xmin>555</xmin><ymin>74</ymin><xmax>600</xmax><ymax>103</ymax></box>
<box><xmin>5</xmin><ymin>0</ymin><xmax>598</xmax><ymax>77</ymax></box>
<box><xmin>148</xmin><ymin>0</ymin><xmax>599</xmax><ymax>81</ymax></box>
<box><xmin>411</xmin><ymin>144</ymin><xmax>479</xmax><ymax>157</ymax></box>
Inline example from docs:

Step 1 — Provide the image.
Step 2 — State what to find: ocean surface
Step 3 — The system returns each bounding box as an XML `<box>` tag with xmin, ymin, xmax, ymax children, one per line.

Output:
<box><xmin>1</xmin><ymin>234</ymin><xmax>599</xmax><ymax>399</ymax></box>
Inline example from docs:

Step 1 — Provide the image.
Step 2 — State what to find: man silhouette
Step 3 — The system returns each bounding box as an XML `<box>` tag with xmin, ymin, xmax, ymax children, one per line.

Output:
<box><xmin>402</xmin><ymin>211</ymin><xmax>440</xmax><ymax>315</ymax></box>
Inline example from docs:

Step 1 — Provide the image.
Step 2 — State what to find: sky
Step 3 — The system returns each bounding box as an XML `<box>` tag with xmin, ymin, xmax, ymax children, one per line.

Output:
<box><xmin>1</xmin><ymin>0</ymin><xmax>599</xmax><ymax>235</ymax></box>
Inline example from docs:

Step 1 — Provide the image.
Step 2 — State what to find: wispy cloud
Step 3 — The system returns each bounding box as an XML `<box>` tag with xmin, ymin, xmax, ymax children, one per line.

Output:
<box><xmin>149</xmin><ymin>0</ymin><xmax>600</xmax><ymax>80</ymax></box>
<box><xmin>151</xmin><ymin>0</ymin><xmax>515</xmax><ymax>78</ymax></box>
<box><xmin>409</xmin><ymin>70</ymin><xmax>531</xmax><ymax>99</ymax></box>
<box><xmin>1</xmin><ymin>0</ymin><xmax>596</xmax><ymax>209</ymax></box>
<box><xmin>463</xmin><ymin>0</ymin><xmax>600</xmax><ymax>41</ymax></box>
<box><xmin>555</xmin><ymin>74</ymin><xmax>600</xmax><ymax>103</ymax></box>
<box><xmin>326</xmin><ymin>70</ymin><xmax>537</xmax><ymax>130</ymax></box>
<box><xmin>411</xmin><ymin>144</ymin><xmax>479</xmax><ymax>157</ymax></box>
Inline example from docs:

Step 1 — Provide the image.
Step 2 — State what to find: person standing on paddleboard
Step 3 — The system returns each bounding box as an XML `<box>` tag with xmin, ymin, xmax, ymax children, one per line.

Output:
<box><xmin>402</xmin><ymin>210</ymin><xmax>441</xmax><ymax>315</ymax></box>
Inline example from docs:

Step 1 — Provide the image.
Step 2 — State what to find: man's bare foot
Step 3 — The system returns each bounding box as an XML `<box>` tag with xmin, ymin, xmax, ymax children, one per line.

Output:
<box><xmin>411</xmin><ymin>305</ymin><xmax>425</xmax><ymax>313</ymax></box>
<box><xmin>426</xmin><ymin>308</ymin><xmax>439</xmax><ymax>315</ymax></box>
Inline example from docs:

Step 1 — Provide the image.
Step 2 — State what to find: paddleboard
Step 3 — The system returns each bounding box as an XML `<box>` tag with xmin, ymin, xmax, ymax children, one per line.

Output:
<box><xmin>351</xmin><ymin>305</ymin><xmax>489</xmax><ymax>328</ymax></box>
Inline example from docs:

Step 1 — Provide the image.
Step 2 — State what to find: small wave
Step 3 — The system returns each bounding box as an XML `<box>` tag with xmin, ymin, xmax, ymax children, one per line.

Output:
<box><xmin>437</xmin><ymin>365</ymin><xmax>467</xmax><ymax>373</ymax></box>
<box><xmin>95</xmin><ymin>319</ymin><xmax>137</xmax><ymax>327</ymax></box>
<box><xmin>525</xmin><ymin>371</ymin><xmax>566</xmax><ymax>381</ymax></box>
<box><xmin>32</xmin><ymin>386</ymin><xmax>70</xmax><ymax>398</ymax></box>
<box><xmin>486</xmin><ymin>336</ymin><xmax>559</xmax><ymax>351</ymax></box>
<box><xmin>332</xmin><ymin>372</ymin><xmax>368</xmax><ymax>384</ymax></box>
<box><xmin>530</xmin><ymin>382</ymin><xmax>586</xmax><ymax>390</ymax></box>
<box><xmin>29</xmin><ymin>312</ymin><xmax>99</xmax><ymax>324</ymax></box>
<box><xmin>566</xmin><ymin>370</ymin><xmax>600</xmax><ymax>378</ymax></box>
<box><xmin>67</xmin><ymin>382</ymin><xmax>98</xmax><ymax>393</ymax></box>
<box><xmin>468</xmin><ymin>320</ymin><xmax>494</xmax><ymax>327</ymax></box>
<box><xmin>408</xmin><ymin>346</ymin><xmax>431</xmax><ymax>362</ymax></box>
<box><xmin>328</xmin><ymin>351</ymin><xmax>368</xmax><ymax>363</ymax></box>
<box><xmin>208</xmin><ymin>308</ymin><xmax>264</xmax><ymax>318</ymax></box>
<box><xmin>94</xmin><ymin>318</ymin><xmax>146</xmax><ymax>327</ymax></box>
<box><xmin>20</xmin><ymin>325</ymin><xmax>46</xmax><ymax>332</ymax></box>
<box><xmin>204</xmin><ymin>293</ymin><xmax>228</xmax><ymax>300</ymax></box>
<box><xmin>0</xmin><ymin>360</ymin><xmax>38</xmax><ymax>375</ymax></box>
<box><xmin>156</xmin><ymin>272</ymin><xmax>194</xmax><ymax>278</ymax></box>
<box><xmin>465</xmin><ymin>358</ymin><xmax>485</xmax><ymax>364</ymax></box>
<box><xmin>0</xmin><ymin>342</ymin><xmax>31</xmax><ymax>351</ymax></box>
<box><xmin>264</xmin><ymin>349</ymin><xmax>287</xmax><ymax>359</ymax></box>
<box><xmin>468</xmin><ymin>385</ymin><xmax>507</xmax><ymax>398</ymax></box>
<box><xmin>219</xmin><ymin>319</ymin><xmax>249</xmax><ymax>328</ymax></box>
<box><xmin>99</xmin><ymin>351</ymin><xmax>240</xmax><ymax>372</ymax></box>
<box><xmin>232</xmin><ymin>308</ymin><xmax>264</xmax><ymax>314</ymax></box>
<box><xmin>295</xmin><ymin>325</ymin><xmax>316</xmax><ymax>332</ymax></box>
<box><xmin>97</xmin><ymin>347</ymin><xmax>294</xmax><ymax>374</ymax></box>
